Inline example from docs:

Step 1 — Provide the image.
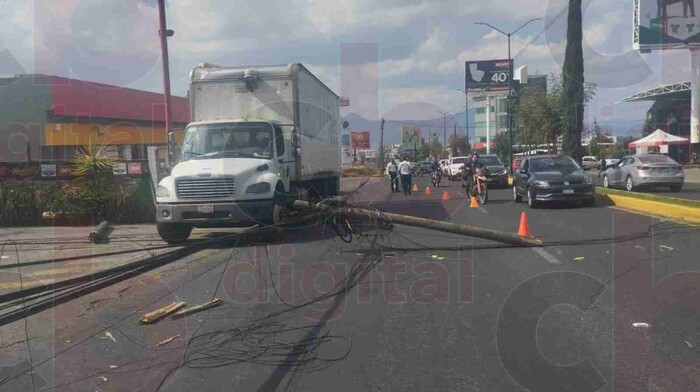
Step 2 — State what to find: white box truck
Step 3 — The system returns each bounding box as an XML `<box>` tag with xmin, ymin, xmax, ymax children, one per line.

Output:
<box><xmin>155</xmin><ymin>63</ymin><xmax>341</xmax><ymax>243</ymax></box>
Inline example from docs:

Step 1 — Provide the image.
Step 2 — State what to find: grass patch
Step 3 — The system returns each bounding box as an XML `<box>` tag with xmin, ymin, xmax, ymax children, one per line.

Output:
<box><xmin>596</xmin><ymin>187</ymin><xmax>700</xmax><ymax>209</ymax></box>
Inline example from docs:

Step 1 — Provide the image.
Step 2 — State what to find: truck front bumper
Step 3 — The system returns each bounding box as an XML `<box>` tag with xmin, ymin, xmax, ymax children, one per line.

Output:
<box><xmin>156</xmin><ymin>200</ymin><xmax>273</xmax><ymax>225</ymax></box>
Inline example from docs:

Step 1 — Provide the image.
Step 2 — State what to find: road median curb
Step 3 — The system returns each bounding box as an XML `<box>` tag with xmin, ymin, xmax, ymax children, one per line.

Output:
<box><xmin>595</xmin><ymin>187</ymin><xmax>700</xmax><ymax>224</ymax></box>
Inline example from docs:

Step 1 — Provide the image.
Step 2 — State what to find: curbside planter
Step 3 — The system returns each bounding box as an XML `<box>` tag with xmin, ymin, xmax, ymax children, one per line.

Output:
<box><xmin>594</xmin><ymin>187</ymin><xmax>700</xmax><ymax>224</ymax></box>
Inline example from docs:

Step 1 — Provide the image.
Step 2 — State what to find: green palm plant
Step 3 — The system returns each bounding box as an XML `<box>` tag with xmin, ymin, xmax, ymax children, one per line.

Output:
<box><xmin>72</xmin><ymin>142</ymin><xmax>117</xmax><ymax>221</ymax></box>
<box><xmin>72</xmin><ymin>143</ymin><xmax>116</xmax><ymax>177</ymax></box>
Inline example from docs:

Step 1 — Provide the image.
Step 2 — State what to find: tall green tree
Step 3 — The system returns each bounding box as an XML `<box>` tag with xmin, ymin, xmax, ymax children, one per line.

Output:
<box><xmin>562</xmin><ymin>0</ymin><xmax>585</xmax><ymax>158</ymax></box>
<box><xmin>448</xmin><ymin>135</ymin><xmax>470</xmax><ymax>156</ymax></box>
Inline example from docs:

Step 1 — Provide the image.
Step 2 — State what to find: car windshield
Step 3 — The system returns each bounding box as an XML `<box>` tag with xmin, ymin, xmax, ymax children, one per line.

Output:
<box><xmin>480</xmin><ymin>156</ymin><xmax>502</xmax><ymax>165</ymax></box>
<box><xmin>638</xmin><ymin>155</ymin><xmax>677</xmax><ymax>164</ymax></box>
<box><xmin>452</xmin><ymin>158</ymin><xmax>466</xmax><ymax>164</ymax></box>
<box><xmin>180</xmin><ymin>122</ymin><xmax>273</xmax><ymax>161</ymax></box>
<box><xmin>530</xmin><ymin>156</ymin><xmax>581</xmax><ymax>172</ymax></box>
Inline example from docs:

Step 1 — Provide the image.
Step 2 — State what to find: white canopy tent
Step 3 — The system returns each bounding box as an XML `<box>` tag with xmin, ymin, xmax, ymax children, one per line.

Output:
<box><xmin>629</xmin><ymin>129</ymin><xmax>689</xmax><ymax>154</ymax></box>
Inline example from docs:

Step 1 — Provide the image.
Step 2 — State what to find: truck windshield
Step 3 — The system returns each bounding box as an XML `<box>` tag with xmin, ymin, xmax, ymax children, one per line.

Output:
<box><xmin>180</xmin><ymin>123</ymin><xmax>274</xmax><ymax>161</ymax></box>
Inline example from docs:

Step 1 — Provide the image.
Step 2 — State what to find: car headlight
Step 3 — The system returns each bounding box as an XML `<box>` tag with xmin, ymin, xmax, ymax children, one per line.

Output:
<box><xmin>534</xmin><ymin>180</ymin><xmax>550</xmax><ymax>188</ymax></box>
<box><xmin>246</xmin><ymin>182</ymin><xmax>271</xmax><ymax>194</ymax></box>
<box><xmin>156</xmin><ymin>185</ymin><xmax>170</xmax><ymax>198</ymax></box>
<box><xmin>496</xmin><ymin>169</ymin><xmax>507</xmax><ymax>176</ymax></box>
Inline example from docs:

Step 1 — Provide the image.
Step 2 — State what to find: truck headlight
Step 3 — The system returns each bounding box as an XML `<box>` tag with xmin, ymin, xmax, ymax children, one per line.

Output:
<box><xmin>534</xmin><ymin>180</ymin><xmax>550</xmax><ymax>188</ymax></box>
<box><xmin>246</xmin><ymin>182</ymin><xmax>271</xmax><ymax>194</ymax></box>
<box><xmin>156</xmin><ymin>185</ymin><xmax>170</xmax><ymax>198</ymax></box>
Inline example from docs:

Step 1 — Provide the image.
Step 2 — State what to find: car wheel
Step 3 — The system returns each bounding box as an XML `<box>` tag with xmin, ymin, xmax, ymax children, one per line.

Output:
<box><xmin>603</xmin><ymin>175</ymin><xmax>610</xmax><ymax>188</ymax></box>
<box><xmin>527</xmin><ymin>187</ymin><xmax>538</xmax><ymax>208</ymax></box>
<box><xmin>625</xmin><ymin>176</ymin><xmax>635</xmax><ymax>192</ymax></box>
<box><xmin>513</xmin><ymin>185</ymin><xmax>522</xmax><ymax>202</ymax></box>
<box><xmin>670</xmin><ymin>185</ymin><xmax>682</xmax><ymax>192</ymax></box>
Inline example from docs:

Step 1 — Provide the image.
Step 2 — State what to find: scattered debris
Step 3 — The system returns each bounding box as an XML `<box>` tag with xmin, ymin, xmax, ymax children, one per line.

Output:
<box><xmin>659</xmin><ymin>245</ymin><xmax>674</xmax><ymax>251</ymax></box>
<box><xmin>573</xmin><ymin>257</ymin><xmax>585</xmax><ymax>261</ymax></box>
<box><xmin>0</xmin><ymin>256</ymin><xmax>8</xmax><ymax>259</ymax></box>
<box><xmin>437</xmin><ymin>257</ymin><xmax>445</xmax><ymax>260</ymax></box>
<box><xmin>156</xmin><ymin>335</ymin><xmax>180</xmax><ymax>347</ymax></box>
<box><xmin>102</xmin><ymin>331</ymin><xmax>117</xmax><ymax>344</ymax></box>
<box><xmin>89</xmin><ymin>221</ymin><xmax>114</xmax><ymax>244</ymax></box>
<box><xmin>98</xmin><ymin>376</ymin><xmax>108</xmax><ymax>382</ymax></box>
<box><xmin>634</xmin><ymin>245</ymin><xmax>645</xmax><ymax>251</ymax></box>
<box><xmin>140</xmin><ymin>302</ymin><xmax>186</xmax><ymax>325</ymax></box>
<box><xmin>431</xmin><ymin>255</ymin><xmax>438</xmax><ymax>259</ymax></box>
<box><xmin>685</xmin><ymin>341</ymin><xmax>695</xmax><ymax>350</ymax></box>
<box><xmin>632</xmin><ymin>323</ymin><xmax>651</xmax><ymax>329</ymax></box>
<box><xmin>171</xmin><ymin>299</ymin><xmax>223</xmax><ymax>319</ymax></box>
<box><xmin>109</xmin><ymin>365</ymin><xmax>119</xmax><ymax>369</ymax></box>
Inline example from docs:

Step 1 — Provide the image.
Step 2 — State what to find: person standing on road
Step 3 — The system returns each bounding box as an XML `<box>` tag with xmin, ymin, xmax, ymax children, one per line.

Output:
<box><xmin>386</xmin><ymin>158</ymin><xmax>399</xmax><ymax>192</ymax></box>
<box><xmin>398</xmin><ymin>156</ymin><xmax>413</xmax><ymax>195</ymax></box>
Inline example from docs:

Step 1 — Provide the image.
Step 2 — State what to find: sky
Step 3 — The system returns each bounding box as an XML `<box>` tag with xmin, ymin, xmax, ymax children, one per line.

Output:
<box><xmin>0</xmin><ymin>0</ymin><xmax>695</xmax><ymax>136</ymax></box>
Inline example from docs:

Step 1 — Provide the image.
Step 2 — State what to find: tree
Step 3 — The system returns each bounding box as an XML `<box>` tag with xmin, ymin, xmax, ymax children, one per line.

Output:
<box><xmin>448</xmin><ymin>135</ymin><xmax>470</xmax><ymax>156</ymax></box>
<box><xmin>516</xmin><ymin>85</ymin><xmax>561</xmax><ymax>153</ymax></box>
<box><xmin>561</xmin><ymin>0</ymin><xmax>585</xmax><ymax>159</ymax></box>
<box><xmin>493</xmin><ymin>132</ymin><xmax>510</xmax><ymax>165</ymax></box>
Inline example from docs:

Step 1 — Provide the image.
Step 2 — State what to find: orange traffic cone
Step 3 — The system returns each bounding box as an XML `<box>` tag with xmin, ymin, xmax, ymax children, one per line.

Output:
<box><xmin>425</xmin><ymin>187</ymin><xmax>432</xmax><ymax>195</ymax></box>
<box><xmin>517</xmin><ymin>211</ymin><xmax>532</xmax><ymax>237</ymax></box>
<box><xmin>469</xmin><ymin>196</ymin><xmax>479</xmax><ymax>208</ymax></box>
<box><xmin>441</xmin><ymin>191</ymin><xmax>451</xmax><ymax>200</ymax></box>
<box><xmin>412</xmin><ymin>183</ymin><xmax>418</xmax><ymax>193</ymax></box>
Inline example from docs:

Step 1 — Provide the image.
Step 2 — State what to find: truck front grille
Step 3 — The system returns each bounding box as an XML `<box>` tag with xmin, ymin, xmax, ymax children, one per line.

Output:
<box><xmin>176</xmin><ymin>177</ymin><xmax>235</xmax><ymax>199</ymax></box>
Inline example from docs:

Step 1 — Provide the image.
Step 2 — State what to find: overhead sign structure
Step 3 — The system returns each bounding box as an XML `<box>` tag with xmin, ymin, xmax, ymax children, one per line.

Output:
<box><xmin>634</xmin><ymin>0</ymin><xmax>700</xmax><ymax>50</ymax></box>
<box><xmin>350</xmin><ymin>131</ymin><xmax>370</xmax><ymax>149</ymax></box>
<box><xmin>465</xmin><ymin>59</ymin><xmax>512</xmax><ymax>93</ymax></box>
<box><xmin>401</xmin><ymin>125</ymin><xmax>421</xmax><ymax>147</ymax></box>
<box><xmin>634</xmin><ymin>0</ymin><xmax>700</xmax><ymax>144</ymax></box>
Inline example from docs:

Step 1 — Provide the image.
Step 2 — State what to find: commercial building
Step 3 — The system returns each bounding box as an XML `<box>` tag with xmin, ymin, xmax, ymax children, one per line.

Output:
<box><xmin>471</xmin><ymin>74</ymin><xmax>548</xmax><ymax>150</ymax></box>
<box><xmin>620</xmin><ymin>81</ymin><xmax>693</xmax><ymax>163</ymax></box>
<box><xmin>0</xmin><ymin>74</ymin><xmax>189</xmax><ymax>163</ymax></box>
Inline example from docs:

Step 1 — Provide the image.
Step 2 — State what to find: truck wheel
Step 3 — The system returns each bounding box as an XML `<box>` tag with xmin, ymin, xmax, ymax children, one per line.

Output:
<box><xmin>157</xmin><ymin>223</ymin><xmax>192</xmax><ymax>244</ymax></box>
<box><xmin>266</xmin><ymin>184</ymin><xmax>288</xmax><ymax>226</ymax></box>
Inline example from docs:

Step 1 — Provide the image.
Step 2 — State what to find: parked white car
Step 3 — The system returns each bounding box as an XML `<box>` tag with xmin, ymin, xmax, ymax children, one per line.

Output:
<box><xmin>446</xmin><ymin>156</ymin><xmax>467</xmax><ymax>180</ymax></box>
<box><xmin>581</xmin><ymin>156</ymin><xmax>600</xmax><ymax>170</ymax></box>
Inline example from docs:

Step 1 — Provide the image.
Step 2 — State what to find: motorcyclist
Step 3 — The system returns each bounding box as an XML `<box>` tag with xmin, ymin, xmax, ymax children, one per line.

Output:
<box><xmin>431</xmin><ymin>158</ymin><xmax>442</xmax><ymax>184</ymax></box>
<box><xmin>462</xmin><ymin>153</ymin><xmax>485</xmax><ymax>191</ymax></box>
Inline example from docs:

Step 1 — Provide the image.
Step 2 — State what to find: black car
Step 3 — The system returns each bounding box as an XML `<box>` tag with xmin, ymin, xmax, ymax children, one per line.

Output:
<box><xmin>513</xmin><ymin>155</ymin><xmax>595</xmax><ymax>208</ymax></box>
<box><xmin>479</xmin><ymin>154</ymin><xmax>508</xmax><ymax>188</ymax></box>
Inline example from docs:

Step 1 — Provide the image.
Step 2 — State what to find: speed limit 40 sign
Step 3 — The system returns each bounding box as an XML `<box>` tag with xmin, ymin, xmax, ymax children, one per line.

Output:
<box><xmin>465</xmin><ymin>59</ymin><xmax>512</xmax><ymax>93</ymax></box>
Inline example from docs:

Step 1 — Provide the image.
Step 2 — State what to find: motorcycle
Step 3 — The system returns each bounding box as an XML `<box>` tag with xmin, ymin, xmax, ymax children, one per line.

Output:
<box><xmin>692</xmin><ymin>152</ymin><xmax>700</xmax><ymax>165</ymax></box>
<box><xmin>467</xmin><ymin>167</ymin><xmax>489</xmax><ymax>204</ymax></box>
<box><xmin>431</xmin><ymin>169</ymin><xmax>442</xmax><ymax>188</ymax></box>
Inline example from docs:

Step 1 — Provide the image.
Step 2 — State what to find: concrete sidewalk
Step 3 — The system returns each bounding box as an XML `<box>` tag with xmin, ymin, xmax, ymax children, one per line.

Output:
<box><xmin>685</xmin><ymin>167</ymin><xmax>700</xmax><ymax>183</ymax></box>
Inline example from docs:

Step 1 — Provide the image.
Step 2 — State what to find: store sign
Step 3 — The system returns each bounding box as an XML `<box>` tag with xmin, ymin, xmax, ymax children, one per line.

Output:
<box><xmin>401</xmin><ymin>125</ymin><xmax>421</xmax><ymax>147</ymax></box>
<box><xmin>113</xmin><ymin>162</ymin><xmax>127</xmax><ymax>175</ymax></box>
<box><xmin>127</xmin><ymin>162</ymin><xmax>143</xmax><ymax>175</ymax></box>
<box><xmin>465</xmin><ymin>59</ymin><xmax>512</xmax><ymax>92</ymax></box>
<box><xmin>350</xmin><ymin>131</ymin><xmax>370</xmax><ymax>149</ymax></box>
<box><xmin>635</xmin><ymin>0</ymin><xmax>700</xmax><ymax>50</ymax></box>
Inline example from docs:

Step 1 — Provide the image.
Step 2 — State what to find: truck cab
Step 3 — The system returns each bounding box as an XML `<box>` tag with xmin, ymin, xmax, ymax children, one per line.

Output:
<box><xmin>154</xmin><ymin>63</ymin><xmax>340</xmax><ymax>244</ymax></box>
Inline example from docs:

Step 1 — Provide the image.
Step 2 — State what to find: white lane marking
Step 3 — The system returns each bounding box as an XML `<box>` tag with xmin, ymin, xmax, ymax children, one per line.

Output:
<box><xmin>532</xmin><ymin>247</ymin><xmax>562</xmax><ymax>265</ymax></box>
<box><xmin>478</xmin><ymin>206</ymin><xmax>488</xmax><ymax>214</ymax></box>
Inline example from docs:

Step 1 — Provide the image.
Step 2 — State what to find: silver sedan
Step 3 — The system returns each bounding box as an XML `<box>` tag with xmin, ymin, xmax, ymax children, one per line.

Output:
<box><xmin>601</xmin><ymin>154</ymin><xmax>684</xmax><ymax>192</ymax></box>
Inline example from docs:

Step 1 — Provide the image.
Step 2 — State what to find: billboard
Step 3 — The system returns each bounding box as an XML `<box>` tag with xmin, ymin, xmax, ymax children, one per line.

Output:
<box><xmin>465</xmin><ymin>59</ymin><xmax>512</xmax><ymax>92</ymax></box>
<box><xmin>350</xmin><ymin>131</ymin><xmax>370</xmax><ymax>149</ymax></box>
<box><xmin>634</xmin><ymin>0</ymin><xmax>700</xmax><ymax>50</ymax></box>
<box><xmin>401</xmin><ymin>125</ymin><xmax>421</xmax><ymax>147</ymax></box>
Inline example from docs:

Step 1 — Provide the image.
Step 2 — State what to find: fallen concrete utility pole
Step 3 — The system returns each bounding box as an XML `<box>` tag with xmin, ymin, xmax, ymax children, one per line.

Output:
<box><xmin>293</xmin><ymin>200</ymin><xmax>542</xmax><ymax>247</ymax></box>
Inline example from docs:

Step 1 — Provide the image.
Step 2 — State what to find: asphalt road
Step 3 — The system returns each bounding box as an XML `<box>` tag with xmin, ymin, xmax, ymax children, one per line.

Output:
<box><xmin>1</xmin><ymin>176</ymin><xmax>700</xmax><ymax>391</ymax></box>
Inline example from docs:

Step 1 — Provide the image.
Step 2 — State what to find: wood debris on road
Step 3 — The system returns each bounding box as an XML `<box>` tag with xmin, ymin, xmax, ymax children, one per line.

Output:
<box><xmin>171</xmin><ymin>299</ymin><xmax>223</xmax><ymax>319</ymax></box>
<box><xmin>140</xmin><ymin>302</ymin><xmax>185</xmax><ymax>324</ymax></box>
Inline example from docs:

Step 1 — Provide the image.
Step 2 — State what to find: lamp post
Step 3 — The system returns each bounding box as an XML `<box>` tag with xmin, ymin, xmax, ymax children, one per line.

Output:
<box><xmin>455</xmin><ymin>88</ymin><xmax>469</xmax><ymax>148</ymax></box>
<box><xmin>439</xmin><ymin>111</ymin><xmax>449</xmax><ymax>159</ymax></box>
<box><xmin>475</xmin><ymin>18</ymin><xmax>540</xmax><ymax>175</ymax></box>
<box><xmin>157</xmin><ymin>0</ymin><xmax>175</xmax><ymax>166</ymax></box>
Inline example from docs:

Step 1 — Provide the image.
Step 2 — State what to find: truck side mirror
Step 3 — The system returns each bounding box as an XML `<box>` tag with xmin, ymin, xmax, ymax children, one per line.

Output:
<box><xmin>167</xmin><ymin>131</ymin><xmax>175</xmax><ymax>165</ymax></box>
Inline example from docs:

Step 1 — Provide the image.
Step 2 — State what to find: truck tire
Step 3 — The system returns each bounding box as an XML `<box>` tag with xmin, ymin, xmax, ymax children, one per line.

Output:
<box><xmin>157</xmin><ymin>223</ymin><xmax>192</xmax><ymax>244</ymax></box>
<box><xmin>265</xmin><ymin>183</ymin><xmax>288</xmax><ymax>226</ymax></box>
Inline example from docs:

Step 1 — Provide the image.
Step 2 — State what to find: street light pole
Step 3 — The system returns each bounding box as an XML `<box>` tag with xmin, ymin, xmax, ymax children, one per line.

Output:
<box><xmin>475</xmin><ymin>18</ymin><xmax>540</xmax><ymax>175</ymax></box>
<box><xmin>157</xmin><ymin>0</ymin><xmax>174</xmax><ymax>167</ymax></box>
<box><xmin>439</xmin><ymin>111</ymin><xmax>448</xmax><ymax>159</ymax></box>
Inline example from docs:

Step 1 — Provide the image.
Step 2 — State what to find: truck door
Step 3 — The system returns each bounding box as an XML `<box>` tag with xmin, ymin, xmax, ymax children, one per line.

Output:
<box><xmin>274</xmin><ymin>126</ymin><xmax>291</xmax><ymax>190</ymax></box>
